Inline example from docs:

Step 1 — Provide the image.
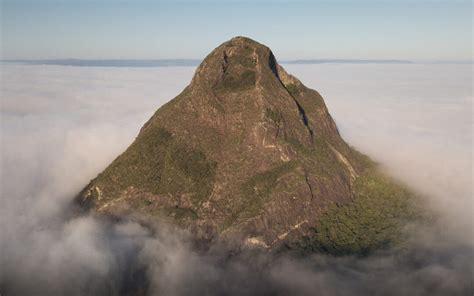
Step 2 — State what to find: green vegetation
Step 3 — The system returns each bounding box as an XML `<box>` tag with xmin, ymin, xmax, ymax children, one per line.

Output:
<box><xmin>347</xmin><ymin>145</ymin><xmax>376</xmax><ymax>169</ymax></box>
<box><xmin>216</xmin><ymin>45</ymin><xmax>257</xmax><ymax>92</ymax></box>
<box><xmin>265</xmin><ymin>108</ymin><xmax>283</xmax><ymax>124</ymax></box>
<box><xmin>230</xmin><ymin>51</ymin><xmax>256</xmax><ymax>68</ymax></box>
<box><xmin>287</xmin><ymin>137</ymin><xmax>348</xmax><ymax>180</ymax></box>
<box><xmin>142</xmin><ymin>199</ymin><xmax>153</xmax><ymax>207</ymax></box>
<box><xmin>95</xmin><ymin>126</ymin><xmax>216</xmax><ymax>206</ymax></box>
<box><xmin>221</xmin><ymin>161</ymin><xmax>297</xmax><ymax>229</ymax></box>
<box><xmin>239</xmin><ymin>162</ymin><xmax>296</xmax><ymax>217</ymax></box>
<box><xmin>159</xmin><ymin>141</ymin><xmax>216</xmax><ymax>205</ymax></box>
<box><xmin>160</xmin><ymin>206</ymin><xmax>198</xmax><ymax>222</ymax></box>
<box><xmin>220</xmin><ymin>70</ymin><xmax>256</xmax><ymax>91</ymax></box>
<box><xmin>286</xmin><ymin>83</ymin><xmax>300</xmax><ymax>96</ymax></box>
<box><xmin>296</xmin><ymin>170</ymin><xmax>425</xmax><ymax>256</ymax></box>
<box><xmin>95</xmin><ymin>127</ymin><xmax>172</xmax><ymax>196</ymax></box>
<box><xmin>222</xmin><ymin>161</ymin><xmax>296</xmax><ymax>229</ymax></box>
<box><xmin>242</xmin><ymin>162</ymin><xmax>296</xmax><ymax>200</ymax></box>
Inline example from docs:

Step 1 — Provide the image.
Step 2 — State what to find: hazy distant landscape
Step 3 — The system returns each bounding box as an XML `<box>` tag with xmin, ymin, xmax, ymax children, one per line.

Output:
<box><xmin>1</xmin><ymin>62</ymin><xmax>471</xmax><ymax>295</ymax></box>
<box><xmin>4</xmin><ymin>58</ymin><xmax>471</xmax><ymax>67</ymax></box>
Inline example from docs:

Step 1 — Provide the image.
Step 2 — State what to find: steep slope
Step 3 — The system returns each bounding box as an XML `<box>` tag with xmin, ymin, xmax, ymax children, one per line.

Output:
<box><xmin>77</xmin><ymin>37</ymin><xmax>421</xmax><ymax>254</ymax></box>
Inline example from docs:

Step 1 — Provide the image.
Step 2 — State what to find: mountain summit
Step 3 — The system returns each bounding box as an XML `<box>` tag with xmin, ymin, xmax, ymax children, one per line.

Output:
<box><xmin>77</xmin><ymin>37</ymin><xmax>420</xmax><ymax>254</ymax></box>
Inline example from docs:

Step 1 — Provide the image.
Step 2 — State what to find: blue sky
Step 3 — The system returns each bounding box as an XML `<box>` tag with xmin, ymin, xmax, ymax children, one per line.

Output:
<box><xmin>1</xmin><ymin>0</ymin><xmax>472</xmax><ymax>61</ymax></box>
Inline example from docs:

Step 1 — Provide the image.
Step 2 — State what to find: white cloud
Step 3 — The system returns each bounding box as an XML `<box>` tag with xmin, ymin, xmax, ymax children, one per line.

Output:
<box><xmin>285</xmin><ymin>63</ymin><xmax>472</xmax><ymax>239</ymax></box>
<box><xmin>0</xmin><ymin>63</ymin><xmax>472</xmax><ymax>295</ymax></box>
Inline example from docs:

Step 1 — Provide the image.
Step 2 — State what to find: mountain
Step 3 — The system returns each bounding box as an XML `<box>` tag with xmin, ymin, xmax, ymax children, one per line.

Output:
<box><xmin>77</xmin><ymin>37</ymin><xmax>421</xmax><ymax>255</ymax></box>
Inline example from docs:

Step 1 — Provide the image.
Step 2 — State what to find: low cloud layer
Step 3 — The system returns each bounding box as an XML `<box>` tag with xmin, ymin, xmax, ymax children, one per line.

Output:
<box><xmin>286</xmin><ymin>63</ymin><xmax>473</xmax><ymax>238</ymax></box>
<box><xmin>1</xmin><ymin>63</ymin><xmax>472</xmax><ymax>295</ymax></box>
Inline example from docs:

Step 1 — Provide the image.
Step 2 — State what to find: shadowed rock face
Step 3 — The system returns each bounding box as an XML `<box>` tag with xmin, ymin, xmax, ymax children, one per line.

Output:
<box><xmin>77</xmin><ymin>37</ymin><xmax>421</xmax><ymax>254</ymax></box>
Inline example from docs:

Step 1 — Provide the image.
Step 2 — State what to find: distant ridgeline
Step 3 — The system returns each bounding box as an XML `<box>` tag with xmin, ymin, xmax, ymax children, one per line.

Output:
<box><xmin>284</xmin><ymin>59</ymin><xmax>414</xmax><ymax>64</ymax></box>
<box><xmin>3</xmin><ymin>58</ymin><xmax>415</xmax><ymax>67</ymax></box>
<box><xmin>2</xmin><ymin>59</ymin><xmax>201</xmax><ymax>67</ymax></box>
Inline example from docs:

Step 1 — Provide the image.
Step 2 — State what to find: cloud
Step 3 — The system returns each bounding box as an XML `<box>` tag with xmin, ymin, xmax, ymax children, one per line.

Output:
<box><xmin>0</xmin><ymin>63</ymin><xmax>472</xmax><ymax>295</ymax></box>
<box><xmin>285</xmin><ymin>63</ymin><xmax>473</xmax><ymax>240</ymax></box>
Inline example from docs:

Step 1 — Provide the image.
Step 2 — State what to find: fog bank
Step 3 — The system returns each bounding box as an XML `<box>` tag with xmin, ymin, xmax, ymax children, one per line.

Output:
<box><xmin>286</xmin><ymin>63</ymin><xmax>472</xmax><ymax>239</ymax></box>
<box><xmin>1</xmin><ymin>63</ymin><xmax>472</xmax><ymax>295</ymax></box>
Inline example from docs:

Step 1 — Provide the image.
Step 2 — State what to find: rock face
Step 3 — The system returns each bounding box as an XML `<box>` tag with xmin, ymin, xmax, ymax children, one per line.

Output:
<box><xmin>77</xmin><ymin>37</ymin><xmax>420</xmax><ymax>254</ymax></box>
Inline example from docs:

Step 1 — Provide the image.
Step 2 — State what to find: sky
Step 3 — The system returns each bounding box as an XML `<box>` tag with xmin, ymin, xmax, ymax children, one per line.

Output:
<box><xmin>1</xmin><ymin>0</ymin><xmax>472</xmax><ymax>61</ymax></box>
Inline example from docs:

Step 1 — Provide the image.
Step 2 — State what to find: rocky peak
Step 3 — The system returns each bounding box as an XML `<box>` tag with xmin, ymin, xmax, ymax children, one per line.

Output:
<box><xmin>191</xmin><ymin>36</ymin><xmax>279</xmax><ymax>92</ymax></box>
<box><xmin>76</xmin><ymin>37</ymin><xmax>421</xmax><ymax>255</ymax></box>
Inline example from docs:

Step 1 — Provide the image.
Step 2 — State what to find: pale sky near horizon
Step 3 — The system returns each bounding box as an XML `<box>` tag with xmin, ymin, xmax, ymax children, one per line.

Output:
<box><xmin>1</xmin><ymin>0</ymin><xmax>472</xmax><ymax>61</ymax></box>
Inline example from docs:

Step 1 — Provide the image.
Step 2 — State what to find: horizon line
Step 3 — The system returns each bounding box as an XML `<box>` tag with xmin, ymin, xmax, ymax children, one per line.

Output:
<box><xmin>2</xmin><ymin>58</ymin><xmax>472</xmax><ymax>67</ymax></box>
